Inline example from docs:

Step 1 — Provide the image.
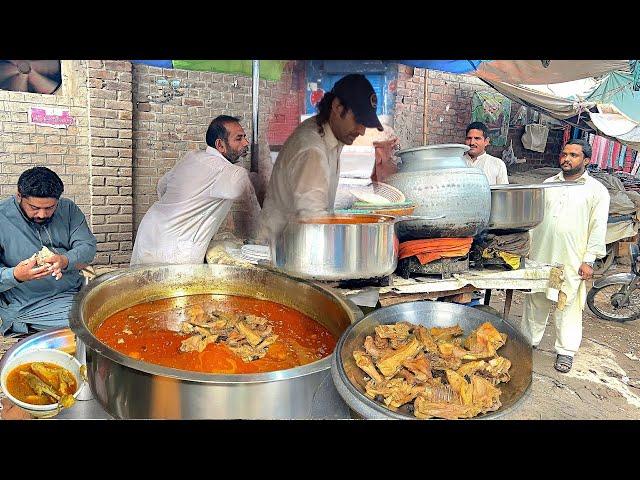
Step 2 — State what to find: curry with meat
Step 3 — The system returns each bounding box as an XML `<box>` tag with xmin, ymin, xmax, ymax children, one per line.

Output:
<box><xmin>95</xmin><ymin>294</ymin><xmax>336</xmax><ymax>374</ymax></box>
<box><xmin>6</xmin><ymin>362</ymin><xmax>78</xmax><ymax>407</ymax></box>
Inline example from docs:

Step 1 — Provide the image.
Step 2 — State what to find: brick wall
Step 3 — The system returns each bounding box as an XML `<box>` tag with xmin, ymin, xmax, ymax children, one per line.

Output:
<box><xmin>266</xmin><ymin>61</ymin><xmax>304</xmax><ymax>146</ymax></box>
<box><xmin>130</xmin><ymin>61</ymin><xmax>302</xmax><ymax>237</ymax></box>
<box><xmin>0</xmin><ymin>60</ymin><xmax>91</xmax><ymax>218</ymax></box>
<box><xmin>86</xmin><ymin>60</ymin><xmax>133</xmax><ymax>266</ymax></box>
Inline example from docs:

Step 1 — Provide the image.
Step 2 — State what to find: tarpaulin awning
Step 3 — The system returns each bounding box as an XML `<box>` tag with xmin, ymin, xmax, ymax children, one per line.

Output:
<box><xmin>478</xmin><ymin>65</ymin><xmax>640</xmax><ymax>151</ymax></box>
<box><xmin>399</xmin><ymin>60</ymin><xmax>630</xmax><ymax>85</ymax></box>
<box><xmin>131</xmin><ymin>60</ymin><xmax>287</xmax><ymax>81</ymax></box>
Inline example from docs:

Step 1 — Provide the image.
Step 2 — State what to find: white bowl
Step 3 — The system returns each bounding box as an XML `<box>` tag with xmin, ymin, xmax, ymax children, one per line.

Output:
<box><xmin>0</xmin><ymin>348</ymin><xmax>86</xmax><ymax>418</ymax></box>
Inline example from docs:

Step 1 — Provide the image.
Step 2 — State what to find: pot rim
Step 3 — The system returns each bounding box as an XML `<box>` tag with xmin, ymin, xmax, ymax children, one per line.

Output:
<box><xmin>490</xmin><ymin>181</ymin><xmax>580</xmax><ymax>191</ymax></box>
<box><xmin>70</xmin><ymin>264</ymin><xmax>363</xmax><ymax>385</ymax></box>
<box><xmin>296</xmin><ymin>213</ymin><xmax>397</xmax><ymax>225</ymax></box>
<box><xmin>397</xmin><ymin>143</ymin><xmax>470</xmax><ymax>156</ymax></box>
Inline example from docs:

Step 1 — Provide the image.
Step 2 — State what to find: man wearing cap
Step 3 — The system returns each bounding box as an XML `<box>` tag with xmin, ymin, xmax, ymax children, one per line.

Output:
<box><xmin>258</xmin><ymin>74</ymin><xmax>383</xmax><ymax>242</ymax></box>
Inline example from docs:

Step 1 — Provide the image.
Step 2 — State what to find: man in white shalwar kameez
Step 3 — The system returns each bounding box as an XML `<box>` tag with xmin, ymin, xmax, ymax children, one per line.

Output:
<box><xmin>523</xmin><ymin>139</ymin><xmax>610</xmax><ymax>373</ymax></box>
<box><xmin>131</xmin><ymin>116</ymin><xmax>257</xmax><ymax>265</ymax></box>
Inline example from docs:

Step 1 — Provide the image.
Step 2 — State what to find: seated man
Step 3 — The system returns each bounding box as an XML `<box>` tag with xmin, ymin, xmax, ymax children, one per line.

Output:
<box><xmin>0</xmin><ymin>167</ymin><xmax>97</xmax><ymax>334</ymax></box>
<box><xmin>131</xmin><ymin>115</ymin><xmax>259</xmax><ymax>265</ymax></box>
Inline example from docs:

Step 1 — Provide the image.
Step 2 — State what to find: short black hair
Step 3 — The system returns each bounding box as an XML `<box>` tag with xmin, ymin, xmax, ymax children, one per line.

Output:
<box><xmin>566</xmin><ymin>138</ymin><xmax>592</xmax><ymax>159</ymax></box>
<box><xmin>466</xmin><ymin>121</ymin><xmax>490</xmax><ymax>139</ymax></box>
<box><xmin>206</xmin><ymin>115</ymin><xmax>241</xmax><ymax>148</ymax></box>
<box><xmin>17</xmin><ymin>167</ymin><xmax>64</xmax><ymax>199</ymax></box>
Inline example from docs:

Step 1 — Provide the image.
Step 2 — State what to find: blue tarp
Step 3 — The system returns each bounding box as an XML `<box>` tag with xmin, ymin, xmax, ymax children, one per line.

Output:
<box><xmin>586</xmin><ymin>71</ymin><xmax>640</xmax><ymax>123</ymax></box>
<box><xmin>131</xmin><ymin>60</ymin><xmax>173</xmax><ymax>68</ymax></box>
<box><xmin>397</xmin><ymin>60</ymin><xmax>485</xmax><ymax>74</ymax></box>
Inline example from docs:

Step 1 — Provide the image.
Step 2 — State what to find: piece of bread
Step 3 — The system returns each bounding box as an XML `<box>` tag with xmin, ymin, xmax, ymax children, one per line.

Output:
<box><xmin>33</xmin><ymin>245</ymin><xmax>55</xmax><ymax>266</ymax></box>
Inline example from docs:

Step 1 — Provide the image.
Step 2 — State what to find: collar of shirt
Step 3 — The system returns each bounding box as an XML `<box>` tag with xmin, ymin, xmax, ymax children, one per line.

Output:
<box><xmin>320</xmin><ymin>121</ymin><xmax>343</xmax><ymax>153</ymax></box>
<box><xmin>551</xmin><ymin>169</ymin><xmax>589</xmax><ymax>184</ymax></box>
<box><xmin>205</xmin><ymin>145</ymin><xmax>232</xmax><ymax>163</ymax></box>
<box><xmin>464</xmin><ymin>152</ymin><xmax>487</xmax><ymax>164</ymax></box>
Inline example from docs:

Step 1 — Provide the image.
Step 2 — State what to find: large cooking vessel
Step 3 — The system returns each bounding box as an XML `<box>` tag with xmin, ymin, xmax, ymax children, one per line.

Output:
<box><xmin>386</xmin><ymin>144</ymin><xmax>491</xmax><ymax>240</ymax></box>
<box><xmin>70</xmin><ymin>264</ymin><xmax>363</xmax><ymax>419</ymax></box>
<box><xmin>272</xmin><ymin>213</ymin><xmax>442</xmax><ymax>281</ymax></box>
<box><xmin>332</xmin><ymin>301</ymin><xmax>532</xmax><ymax>419</ymax></box>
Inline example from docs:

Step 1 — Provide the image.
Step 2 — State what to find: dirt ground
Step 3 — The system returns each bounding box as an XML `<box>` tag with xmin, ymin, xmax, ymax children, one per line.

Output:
<box><xmin>485</xmin><ymin>264</ymin><xmax>640</xmax><ymax>420</ymax></box>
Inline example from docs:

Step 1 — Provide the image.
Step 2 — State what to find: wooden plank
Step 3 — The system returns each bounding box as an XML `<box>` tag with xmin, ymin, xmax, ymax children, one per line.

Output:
<box><xmin>379</xmin><ymin>285</ymin><xmax>476</xmax><ymax>307</ymax></box>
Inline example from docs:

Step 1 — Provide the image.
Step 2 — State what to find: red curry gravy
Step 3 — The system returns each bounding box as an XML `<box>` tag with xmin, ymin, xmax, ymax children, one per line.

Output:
<box><xmin>94</xmin><ymin>294</ymin><xmax>337</xmax><ymax>374</ymax></box>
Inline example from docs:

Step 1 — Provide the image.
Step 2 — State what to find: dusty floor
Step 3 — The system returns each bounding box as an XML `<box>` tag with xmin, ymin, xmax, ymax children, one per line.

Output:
<box><xmin>485</xmin><ymin>265</ymin><xmax>640</xmax><ymax>420</ymax></box>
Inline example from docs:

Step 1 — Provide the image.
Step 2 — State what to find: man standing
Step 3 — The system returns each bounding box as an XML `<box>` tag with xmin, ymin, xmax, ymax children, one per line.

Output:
<box><xmin>463</xmin><ymin>121</ymin><xmax>509</xmax><ymax>185</ymax></box>
<box><xmin>259</xmin><ymin>74</ymin><xmax>383</xmax><ymax>242</ymax></box>
<box><xmin>131</xmin><ymin>115</ymin><xmax>258</xmax><ymax>265</ymax></box>
<box><xmin>0</xmin><ymin>167</ymin><xmax>97</xmax><ymax>334</ymax></box>
<box><xmin>523</xmin><ymin>139</ymin><xmax>610</xmax><ymax>373</ymax></box>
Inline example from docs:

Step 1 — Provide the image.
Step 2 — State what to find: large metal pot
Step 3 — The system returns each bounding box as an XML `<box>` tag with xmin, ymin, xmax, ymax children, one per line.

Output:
<box><xmin>386</xmin><ymin>144</ymin><xmax>491</xmax><ymax>240</ymax></box>
<box><xmin>70</xmin><ymin>264</ymin><xmax>363</xmax><ymax>419</ymax></box>
<box><xmin>272</xmin><ymin>213</ymin><xmax>442</xmax><ymax>281</ymax></box>
<box><xmin>331</xmin><ymin>301</ymin><xmax>532</xmax><ymax>419</ymax></box>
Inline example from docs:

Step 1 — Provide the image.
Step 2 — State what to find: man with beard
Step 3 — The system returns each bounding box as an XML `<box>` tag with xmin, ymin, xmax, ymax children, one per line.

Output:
<box><xmin>258</xmin><ymin>74</ymin><xmax>383</xmax><ymax>242</ymax></box>
<box><xmin>523</xmin><ymin>139</ymin><xmax>610</xmax><ymax>373</ymax></box>
<box><xmin>463</xmin><ymin>122</ymin><xmax>508</xmax><ymax>185</ymax></box>
<box><xmin>131</xmin><ymin>115</ymin><xmax>256</xmax><ymax>265</ymax></box>
<box><xmin>0</xmin><ymin>167</ymin><xmax>97</xmax><ymax>334</ymax></box>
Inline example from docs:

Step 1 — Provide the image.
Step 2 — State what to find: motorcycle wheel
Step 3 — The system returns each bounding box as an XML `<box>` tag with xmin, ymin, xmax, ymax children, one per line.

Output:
<box><xmin>587</xmin><ymin>281</ymin><xmax>640</xmax><ymax>322</ymax></box>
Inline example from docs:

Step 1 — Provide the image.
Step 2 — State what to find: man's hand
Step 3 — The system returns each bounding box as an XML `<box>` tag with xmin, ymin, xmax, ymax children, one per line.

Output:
<box><xmin>43</xmin><ymin>254</ymin><xmax>69</xmax><ymax>280</ymax></box>
<box><xmin>578</xmin><ymin>262</ymin><xmax>594</xmax><ymax>280</ymax></box>
<box><xmin>0</xmin><ymin>397</ymin><xmax>32</xmax><ymax>420</ymax></box>
<box><xmin>13</xmin><ymin>257</ymin><xmax>50</xmax><ymax>282</ymax></box>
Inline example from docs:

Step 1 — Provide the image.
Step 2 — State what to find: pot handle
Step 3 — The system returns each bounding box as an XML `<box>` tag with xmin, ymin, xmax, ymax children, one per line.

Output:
<box><xmin>393</xmin><ymin>214</ymin><xmax>446</xmax><ymax>223</ymax></box>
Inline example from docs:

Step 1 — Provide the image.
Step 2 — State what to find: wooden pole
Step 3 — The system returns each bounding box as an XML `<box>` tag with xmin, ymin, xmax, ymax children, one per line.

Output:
<box><xmin>422</xmin><ymin>70</ymin><xmax>429</xmax><ymax>145</ymax></box>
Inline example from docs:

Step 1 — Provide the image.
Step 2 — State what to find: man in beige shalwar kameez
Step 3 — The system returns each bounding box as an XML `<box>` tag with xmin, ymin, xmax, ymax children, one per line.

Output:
<box><xmin>523</xmin><ymin>139</ymin><xmax>610</xmax><ymax>373</ymax></box>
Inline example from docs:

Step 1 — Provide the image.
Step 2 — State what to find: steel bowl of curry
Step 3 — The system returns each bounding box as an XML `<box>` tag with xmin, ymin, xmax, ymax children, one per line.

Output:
<box><xmin>69</xmin><ymin>264</ymin><xmax>363</xmax><ymax>419</ymax></box>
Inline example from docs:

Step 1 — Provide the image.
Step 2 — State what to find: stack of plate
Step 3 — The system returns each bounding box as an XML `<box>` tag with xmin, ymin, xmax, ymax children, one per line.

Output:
<box><xmin>334</xmin><ymin>181</ymin><xmax>405</xmax><ymax>210</ymax></box>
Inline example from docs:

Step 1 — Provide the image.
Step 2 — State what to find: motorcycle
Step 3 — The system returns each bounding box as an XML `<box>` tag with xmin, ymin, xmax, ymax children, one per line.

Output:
<box><xmin>587</xmin><ymin>242</ymin><xmax>640</xmax><ymax>322</ymax></box>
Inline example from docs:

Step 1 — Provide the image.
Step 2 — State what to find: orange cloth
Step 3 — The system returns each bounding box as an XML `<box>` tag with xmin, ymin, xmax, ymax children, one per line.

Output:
<box><xmin>398</xmin><ymin>237</ymin><xmax>474</xmax><ymax>265</ymax></box>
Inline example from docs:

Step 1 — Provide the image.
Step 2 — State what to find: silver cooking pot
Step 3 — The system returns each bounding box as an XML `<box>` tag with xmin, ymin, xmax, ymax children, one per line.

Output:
<box><xmin>331</xmin><ymin>301</ymin><xmax>532</xmax><ymax>419</ymax></box>
<box><xmin>272</xmin><ymin>213</ymin><xmax>444</xmax><ymax>281</ymax></box>
<box><xmin>488</xmin><ymin>182</ymin><xmax>580</xmax><ymax>231</ymax></box>
<box><xmin>70</xmin><ymin>264</ymin><xmax>363</xmax><ymax>419</ymax></box>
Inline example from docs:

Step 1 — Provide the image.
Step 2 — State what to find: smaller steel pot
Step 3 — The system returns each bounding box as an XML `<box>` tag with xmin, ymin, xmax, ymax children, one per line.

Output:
<box><xmin>487</xmin><ymin>182</ymin><xmax>579</xmax><ymax>231</ymax></box>
<box><xmin>272</xmin><ymin>213</ymin><xmax>443</xmax><ymax>281</ymax></box>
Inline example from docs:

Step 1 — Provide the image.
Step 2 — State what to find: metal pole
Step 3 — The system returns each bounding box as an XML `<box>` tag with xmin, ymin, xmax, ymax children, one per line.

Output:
<box><xmin>422</xmin><ymin>70</ymin><xmax>429</xmax><ymax>145</ymax></box>
<box><xmin>251</xmin><ymin>60</ymin><xmax>259</xmax><ymax>173</ymax></box>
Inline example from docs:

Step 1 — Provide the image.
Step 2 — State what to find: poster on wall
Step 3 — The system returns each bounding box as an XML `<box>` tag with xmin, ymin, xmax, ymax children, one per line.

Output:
<box><xmin>471</xmin><ymin>91</ymin><xmax>511</xmax><ymax>147</ymax></box>
<box><xmin>28</xmin><ymin>106</ymin><xmax>74</xmax><ymax>129</ymax></box>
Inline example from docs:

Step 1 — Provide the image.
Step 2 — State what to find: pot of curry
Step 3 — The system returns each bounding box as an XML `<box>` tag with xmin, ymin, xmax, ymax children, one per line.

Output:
<box><xmin>69</xmin><ymin>264</ymin><xmax>363</xmax><ymax>419</ymax></box>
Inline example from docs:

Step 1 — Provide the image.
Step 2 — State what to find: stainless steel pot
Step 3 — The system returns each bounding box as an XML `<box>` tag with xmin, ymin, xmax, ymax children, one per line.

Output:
<box><xmin>70</xmin><ymin>264</ymin><xmax>363</xmax><ymax>419</ymax></box>
<box><xmin>488</xmin><ymin>184</ymin><xmax>545</xmax><ymax>231</ymax></box>
<box><xmin>386</xmin><ymin>144</ymin><xmax>491</xmax><ymax>240</ymax></box>
<box><xmin>272</xmin><ymin>213</ymin><xmax>443</xmax><ymax>281</ymax></box>
<box><xmin>487</xmin><ymin>182</ymin><xmax>580</xmax><ymax>231</ymax></box>
<box><xmin>331</xmin><ymin>301</ymin><xmax>532</xmax><ymax>419</ymax></box>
